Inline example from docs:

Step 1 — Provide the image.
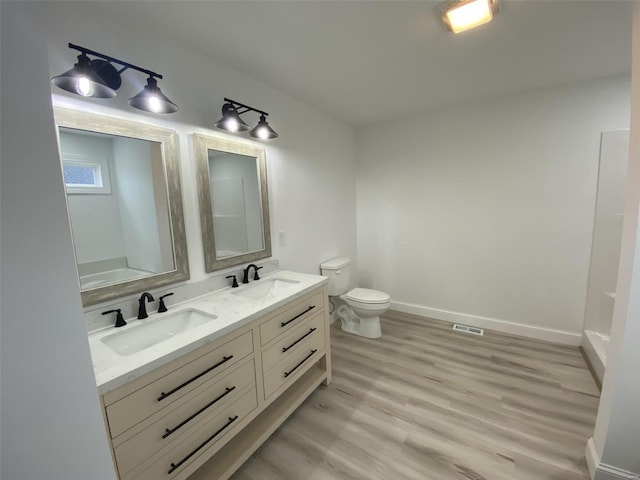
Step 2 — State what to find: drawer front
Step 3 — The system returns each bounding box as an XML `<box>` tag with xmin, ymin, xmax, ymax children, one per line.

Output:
<box><xmin>114</xmin><ymin>360</ymin><xmax>255</xmax><ymax>477</ymax></box>
<box><xmin>259</xmin><ymin>289</ymin><xmax>325</xmax><ymax>346</ymax></box>
<box><xmin>262</xmin><ymin>311</ymin><xmax>325</xmax><ymax>373</ymax></box>
<box><xmin>131</xmin><ymin>385</ymin><xmax>258</xmax><ymax>480</ymax></box>
<box><xmin>263</xmin><ymin>337</ymin><xmax>325</xmax><ymax>399</ymax></box>
<box><xmin>107</xmin><ymin>331</ymin><xmax>253</xmax><ymax>438</ymax></box>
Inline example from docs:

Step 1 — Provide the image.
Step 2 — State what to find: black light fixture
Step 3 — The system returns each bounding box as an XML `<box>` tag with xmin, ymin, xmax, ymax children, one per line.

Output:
<box><xmin>51</xmin><ymin>43</ymin><xmax>178</xmax><ymax>114</ymax></box>
<box><xmin>215</xmin><ymin>98</ymin><xmax>279</xmax><ymax>140</ymax></box>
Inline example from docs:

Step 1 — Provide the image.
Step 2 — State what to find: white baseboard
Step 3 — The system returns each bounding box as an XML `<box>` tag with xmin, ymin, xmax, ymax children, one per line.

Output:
<box><xmin>585</xmin><ymin>438</ymin><xmax>639</xmax><ymax>480</ymax></box>
<box><xmin>390</xmin><ymin>301</ymin><xmax>583</xmax><ymax>346</ymax></box>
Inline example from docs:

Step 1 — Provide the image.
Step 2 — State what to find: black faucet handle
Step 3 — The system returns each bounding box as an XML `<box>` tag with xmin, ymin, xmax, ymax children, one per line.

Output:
<box><xmin>254</xmin><ymin>266</ymin><xmax>263</xmax><ymax>281</ymax></box>
<box><xmin>158</xmin><ymin>292</ymin><xmax>174</xmax><ymax>313</ymax></box>
<box><xmin>102</xmin><ymin>309</ymin><xmax>126</xmax><ymax>328</ymax></box>
<box><xmin>226</xmin><ymin>275</ymin><xmax>239</xmax><ymax>288</ymax></box>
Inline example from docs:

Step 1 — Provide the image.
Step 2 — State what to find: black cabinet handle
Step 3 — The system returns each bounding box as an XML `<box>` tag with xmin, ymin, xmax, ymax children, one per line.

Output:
<box><xmin>281</xmin><ymin>305</ymin><xmax>315</xmax><ymax>327</ymax></box>
<box><xmin>162</xmin><ymin>386</ymin><xmax>236</xmax><ymax>439</ymax></box>
<box><xmin>158</xmin><ymin>355</ymin><xmax>234</xmax><ymax>402</ymax></box>
<box><xmin>168</xmin><ymin>415</ymin><xmax>239</xmax><ymax>475</ymax></box>
<box><xmin>284</xmin><ymin>349</ymin><xmax>317</xmax><ymax>378</ymax></box>
<box><xmin>282</xmin><ymin>328</ymin><xmax>317</xmax><ymax>353</ymax></box>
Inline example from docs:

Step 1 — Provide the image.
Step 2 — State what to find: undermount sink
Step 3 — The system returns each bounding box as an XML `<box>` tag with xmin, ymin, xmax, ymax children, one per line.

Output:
<box><xmin>232</xmin><ymin>277</ymin><xmax>300</xmax><ymax>301</ymax></box>
<box><xmin>101</xmin><ymin>308</ymin><xmax>218</xmax><ymax>356</ymax></box>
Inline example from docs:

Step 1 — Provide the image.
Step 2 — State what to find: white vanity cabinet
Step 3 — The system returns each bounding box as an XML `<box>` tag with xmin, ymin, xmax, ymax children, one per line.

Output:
<box><xmin>99</xmin><ymin>284</ymin><xmax>331</xmax><ymax>480</ymax></box>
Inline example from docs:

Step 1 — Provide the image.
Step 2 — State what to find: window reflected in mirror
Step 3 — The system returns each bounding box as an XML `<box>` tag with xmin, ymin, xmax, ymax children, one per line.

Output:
<box><xmin>54</xmin><ymin>107</ymin><xmax>189</xmax><ymax>306</ymax></box>
<box><xmin>59</xmin><ymin>127</ymin><xmax>175</xmax><ymax>290</ymax></box>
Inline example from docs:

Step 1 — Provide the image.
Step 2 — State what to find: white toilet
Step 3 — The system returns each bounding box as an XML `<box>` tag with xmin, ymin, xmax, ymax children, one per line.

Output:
<box><xmin>320</xmin><ymin>257</ymin><xmax>391</xmax><ymax>339</ymax></box>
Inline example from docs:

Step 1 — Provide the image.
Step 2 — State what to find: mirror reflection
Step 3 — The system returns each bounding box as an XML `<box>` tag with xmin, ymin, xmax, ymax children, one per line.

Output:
<box><xmin>194</xmin><ymin>134</ymin><xmax>271</xmax><ymax>272</ymax></box>
<box><xmin>59</xmin><ymin>128</ymin><xmax>175</xmax><ymax>290</ymax></box>
<box><xmin>208</xmin><ymin>150</ymin><xmax>264</xmax><ymax>259</ymax></box>
<box><xmin>54</xmin><ymin>107</ymin><xmax>190</xmax><ymax>306</ymax></box>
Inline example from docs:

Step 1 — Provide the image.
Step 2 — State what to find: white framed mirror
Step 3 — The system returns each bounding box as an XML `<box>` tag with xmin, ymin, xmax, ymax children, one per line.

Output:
<box><xmin>193</xmin><ymin>134</ymin><xmax>271</xmax><ymax>272</ymax></box>
<box><xmin>54</xmin><ymin>107</ymin><xmax>190</xmax><ymax>306</ymax></box>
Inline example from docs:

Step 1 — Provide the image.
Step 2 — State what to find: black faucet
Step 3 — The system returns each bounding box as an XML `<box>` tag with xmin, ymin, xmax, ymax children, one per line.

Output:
<box><xmin>242</xmin><ymin>264</ymin><xmax>263</xmax><ymax>284</ymax></box>
<box><xmin>137</xmin><ymin>292</ymin><xmax>155</xmax><ymax>319</ymax></box>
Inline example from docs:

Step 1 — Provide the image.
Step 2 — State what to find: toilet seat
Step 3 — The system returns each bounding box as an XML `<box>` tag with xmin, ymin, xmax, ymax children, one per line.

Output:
<box><xmin>344</xmin><ymin>287</ymin><xmax>390</xmax><ymax>305</ymax></box>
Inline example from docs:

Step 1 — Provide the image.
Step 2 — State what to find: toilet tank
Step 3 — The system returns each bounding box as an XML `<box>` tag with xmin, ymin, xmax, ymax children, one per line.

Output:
<box><xmin>320</xmin><ymin>257</ymin><xmax>351</xmax><ymax>296</ymax></box>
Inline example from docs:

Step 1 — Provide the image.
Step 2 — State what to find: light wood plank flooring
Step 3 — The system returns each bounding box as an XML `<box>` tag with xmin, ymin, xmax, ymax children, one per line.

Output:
<box><xmin>231</xmin><ymin>311</ymin><xmax>600</xmax><ymax>480</ymax></box>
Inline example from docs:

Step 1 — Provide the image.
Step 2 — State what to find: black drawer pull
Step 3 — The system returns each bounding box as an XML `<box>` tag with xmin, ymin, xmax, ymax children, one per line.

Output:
<box><xmin>281</xmin><ymin>305</ymin><xmax>315</xmax><ymax>327</ymax></box>
<box><xmin>158</xmin><ymin>355</ymin><xmax>234</xmax><ymax>402</ymax></box>
<box><xmin>168</xmin><ymin>415</ymin><xmax>238</xmax><ymax>474</ymax></box>
<box><xmin>282</xmin><ymin>328</ymin><xmax>317</xmax><ymax>353</ymax></box>
<box><xmin>284</xmin><ymin>349</ymin><xmax>317</xmax><ymax>378</ymax></box>
<box><xmin>162</xmin><ymin>386</ymin><xmax>236</xmax><ymax>439</ymax></box>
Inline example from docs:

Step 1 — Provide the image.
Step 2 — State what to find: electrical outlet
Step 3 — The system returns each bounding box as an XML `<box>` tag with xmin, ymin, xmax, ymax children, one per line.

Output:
<box><xmin>278</xmin><ymin>231</ymin><xmax>286</xmax><ymax>247</ymax></box>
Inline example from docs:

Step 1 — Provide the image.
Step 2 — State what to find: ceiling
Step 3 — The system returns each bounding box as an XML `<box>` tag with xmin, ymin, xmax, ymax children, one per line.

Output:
<box><xmin>94</xmin><ymin>1</ymin><xmax>632</xmax><ymax>127</ymax></box>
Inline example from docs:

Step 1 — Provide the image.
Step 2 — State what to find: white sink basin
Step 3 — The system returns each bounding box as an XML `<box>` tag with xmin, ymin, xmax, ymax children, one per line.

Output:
<box><xmin>101</xmin><ymin>308</ymin><xmax>218</xmax><ymax>356</ymax></box>
<box><xmin>232</xmin><ymin>277</ymin><xmax>300</xmax><ymax>301</ymax></box>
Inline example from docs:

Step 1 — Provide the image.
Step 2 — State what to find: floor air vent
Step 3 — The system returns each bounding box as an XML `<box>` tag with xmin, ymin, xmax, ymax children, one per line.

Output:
<box><xmin>453</xmin><ymin>324</ymin><xmax>484</xmax><ymax>336</ymax></box>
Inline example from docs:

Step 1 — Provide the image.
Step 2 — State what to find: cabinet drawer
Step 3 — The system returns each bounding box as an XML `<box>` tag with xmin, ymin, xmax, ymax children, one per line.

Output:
<box><xmin>132</xmin><ymin>384</ymin><xmax>258</xmax><ymax>480</ymax></box>
<box><xmin>263</xmin><ymin>339</ymin><xmax>325</xmax><ymax>399</ymax></box>
<box><xmin>107</xmin><ymin>331</ymin><xmax>253</xmax><ymax>438</ymax></box>
<box><xmin>113</xmin><ymin>360</ymin><xmax>254</xmax><ymax>477</ymax></box>
<box><xmin>259</xmin><ymin>289</ymin><xmax>325</xmax><ymax>346</ymax></box>
<box><xmin>262</xmin><ymin>311</ymin><xmax>325</xmax><ymax>373</ymax></box>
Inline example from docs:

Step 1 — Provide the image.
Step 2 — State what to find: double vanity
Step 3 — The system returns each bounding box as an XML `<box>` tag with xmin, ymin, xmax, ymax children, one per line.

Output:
<box><xmin>53</xmin><ymin>104</ymin><xmax>332</xmax><ymax>479</ymax></box>
<box><xmin>89</xmin><ymin>271</ymin><xmax>331</xmax><ymax>480</ymax></box>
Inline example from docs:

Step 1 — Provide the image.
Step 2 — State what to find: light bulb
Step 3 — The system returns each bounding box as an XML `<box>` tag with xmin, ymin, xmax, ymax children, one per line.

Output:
<box><xmin>77</xmin><ymin>76</ymin><xmax>93</xmax><ymax>96</ymax></box>
<box><xmin>445</xmin><ymin>0</ymin><xmax>493</xmax><ymax>33</ymax></box>
<box><xmin>226</xmin><ymin>118</ymin><xmax>239</xmax><ymax>132</ymax></box>
<box><xmin>256</xmin><ymin>126</ymin><xmax>269</xmax><ymax>140</ymax></box>
<box><xmin>147</xmin><ymin>95</ymin><xmax>162</xmax><ymax>113</ymax></box>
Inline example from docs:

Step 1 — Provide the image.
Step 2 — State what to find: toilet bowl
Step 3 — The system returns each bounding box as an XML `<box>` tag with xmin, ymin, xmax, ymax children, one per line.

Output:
<box><xmin>320</xmin><ymin>258</ymin><xmax>391</xmax><ymax>339</ymax></box>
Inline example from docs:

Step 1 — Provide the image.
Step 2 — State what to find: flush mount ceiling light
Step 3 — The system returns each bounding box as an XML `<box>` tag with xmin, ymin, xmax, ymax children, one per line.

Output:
<box><xmin>438</xmin><ymin>0</ymin><xmax>499</xmax><ymax>34</ymax></box>
<box><xmin>215</xmin><ymin>98</ymin><xmax>279</xmax><ymax>140</ymax></box>
<box><xmin>51</xmin><ymin>43</ymin><xmax>178</xmax><ymax>114</ymax></box>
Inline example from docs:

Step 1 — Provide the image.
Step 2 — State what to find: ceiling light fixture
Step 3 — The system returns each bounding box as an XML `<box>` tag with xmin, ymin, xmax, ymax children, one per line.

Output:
<box><xmin>52</xmin><ymin>43</ymin><xmax>178</xmax><ymax>114</ymax></box>
<box><xmin>438</xmin><ymin>0</ymin><xmax>499</xmax><ymax>34</ymax></box>
<box><xmin>215</xmin><ymin>98</ymin><xmax>279</xmax><ymax>140</ymax></box>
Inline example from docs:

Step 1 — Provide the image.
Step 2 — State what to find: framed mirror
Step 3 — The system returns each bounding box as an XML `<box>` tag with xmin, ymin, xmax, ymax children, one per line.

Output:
<box><xmin>193</xmin><ymin>134</ymin><xmax>271</xmax><ymax>272</ymax></box>
<box><xmin>54</xmin><ymin>107</ymin><xmax>189</xmax><ymax>306</ymax></box>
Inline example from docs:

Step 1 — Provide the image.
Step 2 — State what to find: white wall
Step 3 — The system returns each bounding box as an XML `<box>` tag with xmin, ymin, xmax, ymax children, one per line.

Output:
<box><xmin>1</xmin><ymin>2</ymin><xmax>356</xmax><ymax>477</ymax></box>
<box><xmin>357</xmin><ymin>76</ymin><xmax>631</xmax><ymax>343</ymax></box>
<box><xmin>112</xmin><ymin>137</ymin><xmax>167</xmax><ymax>273</ymax></box>
<box><xmin>590</xmin><ymin>2</ymin><xmax>640</xmax><ymax>477</ymax></box>
<box><xmin>0</xmin><ymin>2</ymin><xmax>118</xmax><ymax>479</ymax></box>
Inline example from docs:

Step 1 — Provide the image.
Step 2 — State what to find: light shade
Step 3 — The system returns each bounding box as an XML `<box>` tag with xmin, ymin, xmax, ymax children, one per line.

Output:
<box><xmin>215</xmin><ymin>103</ymin><xmax>250</xmax><ymax>132</ymax></box>
<box><xmin>439</xmin><ymin>0</ymin><xmax>499</xmax><ymax>34</ymax></box>
<box><xmin>249</xmin><ymin>115</ymin><xmax>279</xmax><ymax>140</ymax></box>
<box><xmin>51</xmin><ymin>53</ymin><xmax>117</xmax><ymax>98</ymax></box>
<box><xmin>128</xmin><ymin>77</ymin><xmax>179</xmax><ymax>114</ymax></box>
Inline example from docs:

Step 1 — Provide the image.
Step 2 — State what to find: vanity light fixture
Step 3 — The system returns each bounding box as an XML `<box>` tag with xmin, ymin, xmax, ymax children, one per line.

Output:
<box><xmin>438</xmin><ymin>0</ymin><xmax>499</xmax><ymax>34</ymax></box>
<box><xmin>215</xmin><ymin>98</ymin><xmax>279</xmax><ymax>140</ymax></box>
<box><xmin>52</xmin><ymin>43</ymin><xmax>178</xmax><ymax>114</ymax></box>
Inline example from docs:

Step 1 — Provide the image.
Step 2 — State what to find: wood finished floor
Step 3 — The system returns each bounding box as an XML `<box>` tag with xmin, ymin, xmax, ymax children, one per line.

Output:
<box><xmin>231</xmin><ymin>311</ymin><xmax>600</xmax><ymax>480</ymax></box>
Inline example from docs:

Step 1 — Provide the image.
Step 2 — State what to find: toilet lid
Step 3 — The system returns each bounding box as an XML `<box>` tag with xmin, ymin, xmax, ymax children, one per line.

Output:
<box><xmin>345</xmin><ymin>288</ymin><xmax>390</xmax><ymax>304</ymax></box>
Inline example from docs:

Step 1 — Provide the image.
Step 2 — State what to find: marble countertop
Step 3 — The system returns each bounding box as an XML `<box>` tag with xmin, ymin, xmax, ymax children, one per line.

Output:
<box><xmin>88</xmin><ymin>270</ymin><xmax>327</xmax><ymax>395</ymax></box>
